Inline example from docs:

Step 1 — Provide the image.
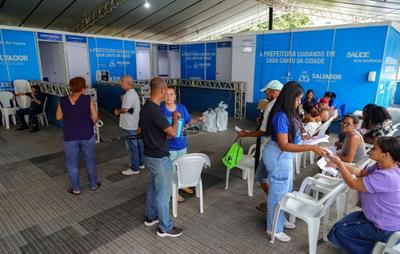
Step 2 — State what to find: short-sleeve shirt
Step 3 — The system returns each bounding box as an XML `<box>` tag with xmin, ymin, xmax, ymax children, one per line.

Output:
<box><xmin>119</xmin><ymin>89</ymin><xmax>141</xmax><ymax>130</ymax></box>
<box><xmin>161</xmin><ymin>103</ymin><xmax>191</xmax><ymax>151</ymax></box>
<box><xmin>270</xmin><ymin>110</ymin><xmax>301</xmax><ymax>144</ymax></box>
<box><xmin>139</xmin><ymin>101</ymin><xmax>170</xmax><ymax>158</ymax></box>
<box><xmin>361</xmin><ymin>163</ymin><xmax>400</xmax><ymax>231</ymax></box>
<box><xmin>27</xmin><ymin>92</ymin><xmax>46</xmax><ymax>111</ymax></box>
<box><xmin>364</xmin><ymin>119</ymin><xmax>393</xmax><ymax>139</ymax></box>
<box><xmin>260</xmin><ymin>99</ymin><xmax>276</xmax><ymax>132</ymax></box>
<box><xmin>329</xmin><ymin>98</ymin><xmax>340</xmax><ymax>109</ymax></box>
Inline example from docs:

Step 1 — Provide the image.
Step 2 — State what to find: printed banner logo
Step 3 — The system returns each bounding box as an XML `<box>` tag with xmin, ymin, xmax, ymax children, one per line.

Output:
<box><xmin>298</xmin><ymin>71</ymin><xmax>310</xmax><ymax>83</ymax></box>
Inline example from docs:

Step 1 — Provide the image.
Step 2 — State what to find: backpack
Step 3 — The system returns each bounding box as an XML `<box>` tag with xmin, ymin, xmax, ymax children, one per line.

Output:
<box><xmin>222</xmin><ymin>136</ymin><xmax>243</xmax><ymax>169</ymax></box>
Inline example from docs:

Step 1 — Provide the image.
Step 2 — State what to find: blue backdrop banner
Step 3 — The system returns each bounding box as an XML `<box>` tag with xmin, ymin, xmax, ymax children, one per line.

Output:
<box><xmin>88</xmin><ymin>37</ymin><xmax>137</xmax><ymax>83</ymax></box>
<box><xmin>253</xmin><ymin>25</ymin><xmax>388</xmax><ymax>113</ymax></box>
<box><xmin>180</xmin><ymin>43</ymin><xmax>216</xmax><ymax>80</ymax></box>
<box><xmin>0</xmin><ymin>29</ymin><xmax>41</xmax><ymax>82</ymax></box>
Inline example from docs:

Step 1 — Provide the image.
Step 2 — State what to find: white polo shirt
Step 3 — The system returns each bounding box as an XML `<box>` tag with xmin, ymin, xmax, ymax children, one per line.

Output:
<box><xmin>119</xmin><ymin>88</ymin><xmax>141</xmax><ymax>130</ymax></box>
<box><xmin>260</xmin><ymin>99</ymin><xmax>276</xmax><ymax>132</ymax></box>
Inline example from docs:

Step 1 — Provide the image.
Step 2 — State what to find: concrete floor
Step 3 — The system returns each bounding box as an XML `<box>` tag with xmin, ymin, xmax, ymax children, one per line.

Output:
<box><xmin>2</xmin><ymin>105</ymin><xmax>394</xmax><ymax>254</ymax></box>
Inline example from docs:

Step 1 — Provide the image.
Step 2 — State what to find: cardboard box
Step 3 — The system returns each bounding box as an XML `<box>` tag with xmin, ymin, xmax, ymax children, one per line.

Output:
<box><xmin>257</xmin><ymin>99</ymin><xmax>269</xmax><ymax>110</ymax></box>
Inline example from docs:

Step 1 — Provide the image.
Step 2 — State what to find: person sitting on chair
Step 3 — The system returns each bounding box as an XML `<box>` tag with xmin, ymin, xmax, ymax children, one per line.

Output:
<box><xmin>335</xmin><ymin>115</ymin><xmax>366</xmax><ymax>164</ymax></box>
<box><xmin>327</xmin><ymin>136</ymin><xmax>400</xmax><ymax>254</ymax></box>
<box><xmin>15</xmin><ymin>84</ymin><xmax>46</xmax><ymax>132</ymax></box>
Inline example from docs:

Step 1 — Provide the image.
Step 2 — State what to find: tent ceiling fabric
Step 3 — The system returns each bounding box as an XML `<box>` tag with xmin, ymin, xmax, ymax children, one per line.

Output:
<box><xmin>0</xmin><ymin>0</ymin><xmax>400</xmax><ymax>42</ymax></box>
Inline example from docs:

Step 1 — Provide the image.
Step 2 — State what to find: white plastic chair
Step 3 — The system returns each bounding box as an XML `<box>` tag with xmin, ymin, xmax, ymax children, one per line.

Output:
<box><xmin>13</xmin><ymin>79</ymin><xmax>31</xmax><ymax>94</ymax></box>
<box><xmin>373</xmin><ymin>231</ymin><xmax>400</xmax><ymax>254</ymax></box>
<box><xmin>36</xmin><ymin>97</ymin><xmax>49</xmax><ymax>126</ymax></box>
<box><xmin>318</xmin><ymin>156</ymin><xmax>372</xmax><ymax>219</ymax></box>
<box><xmin>225</xmin><ymin>144</ymin><xmax>256</xmax><ymax>197</ymax></box>
<box><xmin>270</xmin><ymin>176</ymin><xmax>346</xmax><ymax>254</ymax></box>
<box><xmin>0</xmin><ymin>91</ymin><xmax>18</xmax><ymax>129</ymax></box>
<box><xmin>172</xmin><ymin>153</ymin><xmax>211</xmax><ymax>217</ymax></box>
<box><xmin>16</xmin><ymin>95</ymin><xmax>32</xmax><ymax>109</ymax></box>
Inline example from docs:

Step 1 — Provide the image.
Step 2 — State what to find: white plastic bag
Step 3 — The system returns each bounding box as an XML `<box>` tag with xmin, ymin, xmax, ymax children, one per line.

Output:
<box><xmin>215</xmin><ymin>101</ymin><xmax>228</xmax><ymax>131</ymax></box>
<box><xmin>202</xmin><ymin>108</ymin><xmax>217</xmax><ymax>132</ymax></box>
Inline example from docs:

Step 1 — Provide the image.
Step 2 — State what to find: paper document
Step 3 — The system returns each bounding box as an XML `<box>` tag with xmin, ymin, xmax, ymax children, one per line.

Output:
<box><xmin>303</xmin><ymin>134</ymin><xmax>330</xmax><ymax>145</ymax></box>
<box><xmin>234</xmin><ymin>126</ymin><xmax>242</xmax><ymax>132</ymax></box>
<box><xmin>317</xmin><ymin>157</ymin><xmax>339</xmax><ymax>177</ymax></box>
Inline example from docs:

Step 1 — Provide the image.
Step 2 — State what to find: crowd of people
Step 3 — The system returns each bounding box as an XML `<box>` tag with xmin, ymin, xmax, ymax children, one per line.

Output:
<box><xmin>43</xmin><ymin>75</ymin><xmax>400</xmax><ymax>250</ymax></box>
<box><xmin>240</xmin><ymin>80</ymin><xmax>399</xmax><ymax>252</ymax></box>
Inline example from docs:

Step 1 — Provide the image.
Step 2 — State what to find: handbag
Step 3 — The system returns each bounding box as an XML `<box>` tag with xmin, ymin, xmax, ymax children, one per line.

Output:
<box><xmin>222</xmin><ymin>135</ymin><xmax>244</xmax><ymax>169</ymax></box>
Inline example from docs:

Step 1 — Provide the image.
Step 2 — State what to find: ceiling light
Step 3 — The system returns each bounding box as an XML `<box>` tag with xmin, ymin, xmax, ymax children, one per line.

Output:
<box><xmin>144</xmin><ymin>0</ymin><xmax>150</xmax><ymax>8</ymax></box>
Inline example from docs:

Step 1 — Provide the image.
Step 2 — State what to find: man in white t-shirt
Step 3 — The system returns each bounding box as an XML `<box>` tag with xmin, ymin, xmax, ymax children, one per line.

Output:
<box><xmin>239</xmin><ymin>80</ymin><xmax>283</xmax><ymax>212</ymax></box>
<box><xmin>114</xmin><ymin>75</ymin><xmax>144</xmax><ymax>175</ymax></box>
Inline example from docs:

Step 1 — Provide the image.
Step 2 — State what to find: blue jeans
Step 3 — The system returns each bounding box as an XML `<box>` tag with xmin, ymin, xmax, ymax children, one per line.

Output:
<box><xmin>123</xmin><ymin>129</ymin><xmax>144</xmax><ymax>171</ymax></box>
<box><xmin>64</xmin><ymin>135</ymin><xmax>97</xmax><ymax>191</ymax></box>
<box><xmin>263</xmin><ymin>140</ymin><xmax>294</xmax><ymax>233</ymax></box>
<box><xmin>144</xmin><ymin>156</ymin><xmax>174</xmax><ymax>232</ymax></box>
<box><xmin>169</xmin><ymin>148</ymin><xmax>187</xmax><ymax>162</ymax></box>
<box><xmin>328</xmin><ymin>211</ymin><xmax>395</xmax><ymax>254</ymax></box>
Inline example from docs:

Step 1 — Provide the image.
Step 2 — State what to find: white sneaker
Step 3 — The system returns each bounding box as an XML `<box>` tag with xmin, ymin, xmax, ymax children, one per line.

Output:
<box><xmin>267</xmin><ymin>231</ymin><xmax>291</xmax><ymax>242</ymax></box>
<box><xmin>284</xmin><ymin>221</ymin><xmax>296</xmax><ymax>229</ymax></box>
<box><xmin>139</xmin><ymin>165</ymin><xmax>145</xmax><ymax>170</ymax></box>
<box><xmin>121</xmin><ymin>169</ymin><xmax>140</xmax><ymax>175</ymax></box>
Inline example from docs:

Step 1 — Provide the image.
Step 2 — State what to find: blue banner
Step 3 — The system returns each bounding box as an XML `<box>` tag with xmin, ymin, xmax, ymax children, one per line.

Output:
<box><xmin>253</xmin><ymin>32</ymin><xmax>291</xmax><ymax>101</ymax></box>
<box><xmin>180</xmin><ymin>43</ymin><xmax>216</xmax><ymax>80</ymax></box>
<box><xmin>37</xmin><ymin>32</ymin><xmax>62</xmax><ymax>41</ymax></box>
<box><xmin>122</xmin><ymin>41</ymin><xmax>137</xmax><ymax>80</ymax></box>
<box><xmin>0</xmin><ymin>29</ymin><xmax>41</xmax><ymax>82</ymax></box>
<box><xmin>136</xmin><ymin>42</ymin><xmax>150</xmax><ymax>48</ymax></box>
<box><xmin>377</xmin><ymin>26</ymin><xmax>400</xmax><ymax>107</ymax></box>
<box><xmin>181</xmin><ymin>43</ymin><xmax>205</xmax><ymax>80</ymax></box>
<box><xmin>88</xmin><ymin>37</ymin><xmax>137</xmax><ymax>83</ymax></box>
<box><xmin>253</xmin><ymin>25</ymin><xmax>388</xmax><ymax>113</ymax></box>
<box><xmin>169</xmin><ymin>45</ymin><xmax>179</xmax><ymax>50</ymax></box>
<box><xmin>217</xmin><ymin>41</ymin><xmax>232</xmax><ymax>48</ymax></box>
<box><xmin>330</xmin><ymin>26</ymin><xmax>387</xmax><ymax>112</ymax></box>
<box><xmin>158</xmin><ymin>45</ymin><xmax>168</xmax><ymax>51</ymax></box>
<box><xmin>206</xmin><ymin>42</ymin><xmax>216</xmax><ymax>80</ymax></box>
<box><xmin>66</xmin><ymin>35</ymin><xmax>87</xmax><ymax>43</ymax></box>
<box><xmin>290</xmin><ymin>29</ymin><xmax>335</xmax><ymax>99</ymax></box>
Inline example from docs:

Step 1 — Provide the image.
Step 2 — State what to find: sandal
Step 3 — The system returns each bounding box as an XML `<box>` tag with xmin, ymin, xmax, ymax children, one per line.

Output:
<box><xmin>91</xmin><ymin>182</ymin><xmax>102</xmax><ymax>191</ymax></box>
<box><xmin>182</xmin><ymin>187</ymin><xmax>194</xmax><ymax>194</ymax></box>
<box><xmin>67</xmin><ymin>188</ymin><xmax>81</xmax><ymax>195</ymax></box>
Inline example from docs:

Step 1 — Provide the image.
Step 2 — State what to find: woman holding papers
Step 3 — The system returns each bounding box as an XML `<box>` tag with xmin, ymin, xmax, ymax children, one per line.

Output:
<box><xmin>327</xmin><ymin>136</ymin><xmax>400</xmax><ymax>254</ymax></box>
<box><xmin>335</xmin><ymin>115</ymin><xmax>366</xmax><ymax>163</ymax></box>
<box><xmin>263</xmin><ymin>81</ymin><xmax>327</xmax><ymax>242</ymax></box>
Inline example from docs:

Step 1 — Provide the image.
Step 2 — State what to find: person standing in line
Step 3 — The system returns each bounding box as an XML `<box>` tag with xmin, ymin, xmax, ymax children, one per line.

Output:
<box><xmin>114</xmin><ymin>75</ymin><xmax>144</xmax><ymax>175</ymax></box>
<box><xmin>56</xmin><ymin>77</ymin><xmax>100</xmax><ymax>195</ymax></box>
<box><xmin>238</xmin><ymin>80</ymin><xmax>283</xmax><ymax>212</ymax></box>
<box><xmin>263</xmin><ymin>81</ymin><xmax>326</xmax><ymax>242</ymax></box>
<box><xmin>140</xmin><ymin>77</ymin><xmax>183</xmax><ymax>237</ymax></box>
<box><xmin>161</xmin><ymin>87</ymin><xmax>205</xmax><ymax>202</ymax></box>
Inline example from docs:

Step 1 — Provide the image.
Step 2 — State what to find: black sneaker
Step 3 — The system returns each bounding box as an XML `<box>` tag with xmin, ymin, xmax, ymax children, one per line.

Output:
<box><xmin>144</xmin><ymin>217</ymin><xmax>159</xmax><ymax>227</ymax></box>
<box><xmin>30</xmin><ymin>125</ymin><xmax>39</xmax><ymax>132</ymax></box>
<box><xmin>156</xmin><ymin>226</ymin><xmax>183</xmax><ymax>238</ymax></box>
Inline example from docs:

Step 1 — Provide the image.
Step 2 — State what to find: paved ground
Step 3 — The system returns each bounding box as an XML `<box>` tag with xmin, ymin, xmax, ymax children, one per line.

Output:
<box><xmin>5</xmin><ymin>105</ymin><xmax>400</xmax><ymax>254</ymax></box>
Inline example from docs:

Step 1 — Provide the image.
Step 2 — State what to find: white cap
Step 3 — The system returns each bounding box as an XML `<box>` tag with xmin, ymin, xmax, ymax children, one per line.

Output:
<box><xmin>260</xmin><ymin>80</ymin><xmax>283</xmax><ymax>92</ymax></box>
